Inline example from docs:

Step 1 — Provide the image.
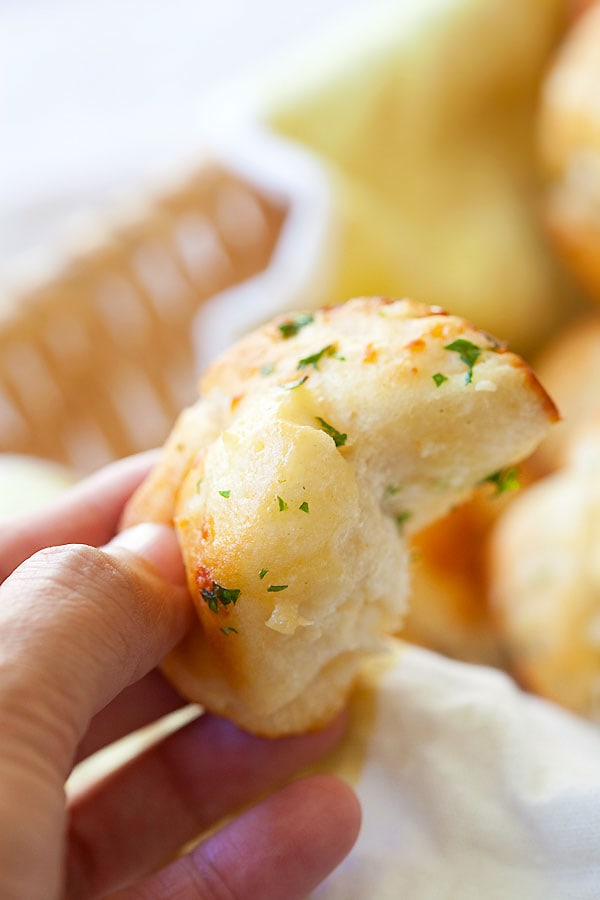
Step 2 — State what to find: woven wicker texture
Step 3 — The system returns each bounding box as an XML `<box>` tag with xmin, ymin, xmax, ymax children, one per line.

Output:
<box><xmin>0</xmin><ymin>166</ymin><xmax>286</xmax><ymax>472</ymax></box>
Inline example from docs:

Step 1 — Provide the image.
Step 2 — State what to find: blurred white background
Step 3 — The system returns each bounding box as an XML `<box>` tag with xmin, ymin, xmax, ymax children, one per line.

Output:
<box><xmin>1</xmin><ymin>0</ymin><xmax>364</xmax><ymax>266</ymax></box>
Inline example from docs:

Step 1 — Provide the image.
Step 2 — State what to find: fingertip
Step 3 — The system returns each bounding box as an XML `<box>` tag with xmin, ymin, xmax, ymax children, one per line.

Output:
<box><xmin>240</xmin><ymin>773</ymin><xmax>362</xmax><ymax>894</ymax></box>
<box><xmin>202</xmin><ymin>772</ymin><xmax>361</xmax><ymax>899</ymax></box>
<box><xmin>107</xmin><ymin>523</ymin><xmax>187</xmax><ymax>586</ymax></box>
<box><xmin>294</xmin><ymin>773</ymin><xmax>362</xmax><ymax>859</ymax></box>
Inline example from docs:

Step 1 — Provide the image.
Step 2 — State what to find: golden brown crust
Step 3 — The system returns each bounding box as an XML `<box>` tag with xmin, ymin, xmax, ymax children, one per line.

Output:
<box><xmin>400</xmin><ymin>474</ymin><xmax>532</xmax><ymax>669</ymax></box>
<box><xmin>401</xmin><ymin>501</ymin><xmax>500</xmax><ymax>665</ymax></box>
<box><xmin>125</xmin><ymin>297</ymin><xmax>556</xmax><ymax>735</ymax></box>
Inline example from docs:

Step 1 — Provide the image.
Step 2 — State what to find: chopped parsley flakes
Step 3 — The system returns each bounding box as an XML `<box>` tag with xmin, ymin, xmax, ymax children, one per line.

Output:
<box><xmin>201</xmin><ymin>582</ymin><xmax>241</xmax><ymax>614</ymax></box>
<box><xmin>278</xmin><ymin>313</ymin><xmax>314</xmax><ymax>339</ymax></box>
<box><xmin>299</xmin><ymin>501</ymin><xmax>310</xmax><ymax>513</ymax></box>
<box><xmin>281</xmin><ymin>375</ymin><xmax>309</xmax><ymax>390</ymax></box>
<box><xmin>267</xmin><ymin>584</ymin><xmax>289</xmax><ymax>592</ymax></box>
<box><xmin>444</xmin><ymin>339</ymin><xmax>482</xmax><ymax>384</ymax></box>
<box><xmin>220</xmin><ymin>626</ymin><xmax>238</xmax><ymax>636</ymax></box>
<box><xmin>277</xmin><ymin>495</ymin><xmax>288</xmax><ymax>511</ymax></box>
<box><xmin>395</xmin><ymin>511</ymin><xmax>411</xmax><ymax>529</ymax></box>
<box><xmin>315</xmin><ymin>416</ymin><xmax>347</xmax><ymax>447</ymax></box>
<box><xmin>259</xmin><ymin>568</ymin><xmax>268</xmax><ymax>579</ymax></box>
<box><xmin>432</xmin><ymin>372</ymin><xmax>448</xmax><ymax>387</ymax></box>
<box><xmin>218</xmin><ymin>490</ymin><xmax>230</xmax><ymax>498</ymax></box>
<box><xmin>482</xmin><ymin>467</ymin><xmax>520</xmax><ymax>495</ymax></box>
<box><xmin>298</xmin><ymin>343</ymin><xmax>337</xmax><ymax>370</ymax></box>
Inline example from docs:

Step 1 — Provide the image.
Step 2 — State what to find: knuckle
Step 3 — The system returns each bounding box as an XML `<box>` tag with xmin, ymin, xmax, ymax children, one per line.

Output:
<box><xmin>16</xmin><ymin>543</ymin><xmax>133</xmax><ymax>606</ymax></box>
<box><xmin>9</xmin><ymin>542</ymin><xmax>143</xmax><ymax>669</ymax></box>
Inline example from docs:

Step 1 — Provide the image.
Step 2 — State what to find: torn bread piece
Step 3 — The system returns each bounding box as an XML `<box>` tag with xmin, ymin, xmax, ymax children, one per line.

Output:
<box><xmin>125</xmin><ymin>297</ymin><xmax>556</xmax><ymax>736</ymax></box>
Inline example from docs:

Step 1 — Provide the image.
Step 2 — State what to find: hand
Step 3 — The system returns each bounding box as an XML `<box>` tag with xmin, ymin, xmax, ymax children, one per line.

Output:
<box><xmin>0</xmin><ymin>453</ymin><xmax>360</xmax><ymax>899</ymax></box>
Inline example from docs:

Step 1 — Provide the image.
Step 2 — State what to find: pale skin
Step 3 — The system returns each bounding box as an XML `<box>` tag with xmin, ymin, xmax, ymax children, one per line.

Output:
<box><xmin>0</xmin><ymin>452</ymin><xmax>361</xmax><ymax>899</ymax></box>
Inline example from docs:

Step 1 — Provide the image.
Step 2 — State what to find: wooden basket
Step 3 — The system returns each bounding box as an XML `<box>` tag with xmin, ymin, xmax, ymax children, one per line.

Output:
<box><xmin>0</xmin><ymin>165</ymin><xmax>286</xmax><ymax>473</ymax></box>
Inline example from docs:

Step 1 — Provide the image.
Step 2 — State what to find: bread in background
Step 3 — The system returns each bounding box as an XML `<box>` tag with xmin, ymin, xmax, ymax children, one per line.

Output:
<box><xmin>539</xmin><ymin>2</ymin><xmax>600</xmax><ymax>303</ymax></box>
<box><xmin>489</xmin><ymin>421</ymin><xmax>600</xmax><ymax>721</ymax></box>
<box><xmin>401</xmin><ymin>481</ymin><xmax>527</xmax><ymax>668</ymax></box>
<box><xmin>268</xmin><ymin>0</ymin><xmax>583</xmax><ymax>356</ymax></box>
<box><xmin>529</xmin><ymin>314</ymin><xmax>600</xmax><ymax>474</ymax></box>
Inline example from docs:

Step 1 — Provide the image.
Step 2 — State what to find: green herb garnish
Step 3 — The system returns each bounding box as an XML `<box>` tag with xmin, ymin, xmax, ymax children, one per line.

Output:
<box><xmin>277</xmin><ymin>495</ymin><xmax>288</xmax><ymax>511</ymax></box>
<box><xmin>218</xmin><ymin>490</ymin><xmax>230</xmax><ymax>498</ymax></box>
<box><xmin>299</xmin><ymin>501</ymin><xmax>310</xmax><ymax>513</ymax></box>
<box><xmin>395</xmin><ymin>511</ymin><xmax>411</xmax><ymax>529</ymax></box>
<box><xmin>482</xmin><ymin>467</ymin><xmax>520</xmax><ymax>495</ymax></box>
<box><xmin>258</xmin><ymin>568</ymin><xmax>268</xmax><ymax>580</ymax></box>
<box><xmin>385</xmin><ymin>485</ymin><xmax>401</xmax><ymax>497</ymax></box>
<box><xmin>220</xmin><ymin>626</ymin><xmax>238</xmax><ymax>636</ymax></box>
<box><xmin>281</xmin><ymin>375</ymin><xmax>309</xmax><ymax>390</ymax></box>
<box><xmin>432</xmin><ymin>372</ymin><xmax>448</xmax><ymax>387</ymax></box>
<box><xmin>201</xmin><ymin>582</ymin><xmax>241</xmax><ymax>614</ymax></box>
<box><xmin>298</xmin><ymin>343</ymin><xmax>337</xmax><ymax>370</ymax></box>
<box><xmin>444</xmin><ymin>339</ymin><xmax>482</xmax><ymax>384</ymax></box>
<box><xmin>278</xmin><ymin>314</ymin><xmax>314</xmax><ymax>339</ymax></box>
<box><xmin>196</xmin><ymin>478</ymin><xmax>203</xmax><ymax>492</ymax></box>
<box><xmin>315</xmin><ymin>416</ymin><xmax>347</xmax><ymax>447</ymax></box>
<box><xmin>267</xmin><ymin>584</ymin><xmax>289</xmax><ymax>592</ymax></box>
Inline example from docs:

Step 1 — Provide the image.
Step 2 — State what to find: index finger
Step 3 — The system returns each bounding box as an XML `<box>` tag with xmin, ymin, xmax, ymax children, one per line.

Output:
<box><xmin>0</xmin><ymin>526</ymin><xmax>192</xmax><ymax>779</ymax></box>
<box><xmin>0</xmin><ymin>451</ymin><xmax>158</xmax><ymax>583</ymax></box>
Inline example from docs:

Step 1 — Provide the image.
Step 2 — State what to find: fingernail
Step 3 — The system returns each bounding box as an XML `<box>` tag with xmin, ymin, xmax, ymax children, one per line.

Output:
<box><xmin>107</xmin><ymin>523</ymin><xmax>187</xmax><ymax>586</ymax></box>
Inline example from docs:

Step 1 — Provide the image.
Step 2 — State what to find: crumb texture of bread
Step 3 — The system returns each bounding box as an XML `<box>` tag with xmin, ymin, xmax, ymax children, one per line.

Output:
<box><xmin>125</xmin><ymin>297</ymin><xmax>556</xmax><ymax>735</ymax></box>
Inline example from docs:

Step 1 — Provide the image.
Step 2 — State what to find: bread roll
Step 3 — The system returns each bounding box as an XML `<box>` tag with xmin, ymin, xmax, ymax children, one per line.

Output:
<box><xmin>531</xmin><ymin>314</ymin><xmax>600</xmax><ymax>474</ymax></box>
<box><xmin>402</xmin><ymin>487</ymin><xmax>520</xmax><ymax>668</ymax></box>
<box><xmin>125</xmin><ymin>297</ymin><xmax>556</xmax><ymax>735</ymax></box>
<box><xmin>539</xmin><ymin>2</ymin><xmax>600</xmax><ymax>302</ymax></box>
<box><xmin>490</xmin><ymin>422</ymin><xmax>600</xmax><ymax>720</ymax></box>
